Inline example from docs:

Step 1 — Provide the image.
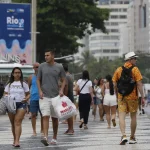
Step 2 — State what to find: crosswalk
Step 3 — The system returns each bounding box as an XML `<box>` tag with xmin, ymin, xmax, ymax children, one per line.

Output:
<box><xmin>0</xmin><ymin>112</ymin><xmax>150</xmax><ymax>150</ymax></box>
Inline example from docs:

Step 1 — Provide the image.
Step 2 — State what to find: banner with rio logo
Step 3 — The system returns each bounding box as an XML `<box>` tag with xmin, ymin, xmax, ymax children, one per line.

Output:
<box><xmin>0</xmin><ymin>3</ymin><xmax>31</xmax><ymax>64</ymax></box>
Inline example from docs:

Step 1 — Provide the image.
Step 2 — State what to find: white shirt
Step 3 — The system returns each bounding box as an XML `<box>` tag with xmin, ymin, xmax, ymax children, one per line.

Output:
<box><xmin>94</xmin><ymin>85</ymin><xmax>102</xmax><ymax>99</ymax></box>
<box><xmin>4</xmin><ymin>81</ymin><xmax>29</xmax><ymax>102</ymax></box>
<box><xmin>77</xmin><ymin>79</ymin><xmax>92</xmax><ymax>94</ymax></box>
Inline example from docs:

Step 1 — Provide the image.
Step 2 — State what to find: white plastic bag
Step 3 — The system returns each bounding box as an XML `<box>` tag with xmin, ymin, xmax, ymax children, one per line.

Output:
<box><xmin>144</xmin><ymin>104</ymin><xmax>150</xmax><ymax>119</ymax></box>
<box><xmin>52</xmin><ymin>95</ymin><xmax>77</xmax><ymax>120</ymax></box>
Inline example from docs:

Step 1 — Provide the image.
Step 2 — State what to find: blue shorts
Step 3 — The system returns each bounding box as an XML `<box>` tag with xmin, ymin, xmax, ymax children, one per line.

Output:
<box><xmin>94</xmin><ymin>98</ymin><xmax>102</xmax><ymax>105</ymax></box>
<box><xmin>30</xmin><ymin>100</ymin><xmax>41</xmax><ymax>114</ymax></box>
<box><xmin>16</xmin><ymin>102</ymin><xmax>27</xmax><ymax>110</ymax></box>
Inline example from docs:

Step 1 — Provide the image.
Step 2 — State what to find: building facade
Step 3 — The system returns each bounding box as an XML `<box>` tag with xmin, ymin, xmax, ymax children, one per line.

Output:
<box><xmin>134</xmin><ymin>0</ymin><xmax>150</xmax><ymax>53</ymax></box>
<box><xmin>75</xmin><ymin>0</ymin><xmax>131</xmax><ymax>61</ymax></box>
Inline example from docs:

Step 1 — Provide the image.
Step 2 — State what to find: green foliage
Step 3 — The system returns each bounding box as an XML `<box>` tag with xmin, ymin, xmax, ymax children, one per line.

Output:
<box><xmin>69</xmin><ymin>51</ymin><xmax>150</xmax><ymax>83</ymax></box>
<box><xmin>12</xmin><ymin>0</ymin><xmax>109</xmax><ymax>62</ymax></box>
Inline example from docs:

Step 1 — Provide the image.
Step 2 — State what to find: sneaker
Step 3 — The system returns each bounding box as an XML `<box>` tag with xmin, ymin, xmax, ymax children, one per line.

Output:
<box><xmin>129</xmin><ymin>136</ymin><xmax>137</xmax><ymax>144</ymax></box>
<box><xmin>41</xmin><ymin>137</ymin><xmax>49</xmax><ymax>146</ymax></box>
<box><xmin>120</xmin><ymin>135</ymin><xmax>128</xmax><ymax>145</ymax></box>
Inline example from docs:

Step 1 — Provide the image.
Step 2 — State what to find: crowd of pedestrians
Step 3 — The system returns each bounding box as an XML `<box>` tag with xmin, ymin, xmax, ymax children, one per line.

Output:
<box><xmin>0</xmin><ymin>51</ymin><xmax>147</xmax><ymax>148</ymax></box>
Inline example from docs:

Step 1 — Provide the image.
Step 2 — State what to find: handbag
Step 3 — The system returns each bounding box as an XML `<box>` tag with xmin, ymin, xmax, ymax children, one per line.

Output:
<box><xmin>0</xmin><ymin>98</ymin><xmax>6</xmax><ymax>115</ymax></box>
<box><xmin>3</xmin><ymin>84</ymin><xmax>16</xmax><ymax>114</ymax></box>
<box><xmin>77</xmin><ymin>80</ymin><xmax>89</xmax><ymax>95</ymax></box>
<box><xmin>52</xmin><ymin>95</ymin><xmax>77</xmax><ymax>120</ymax></box>
<box><xmin>3</xmin><ymin>95</ymin><xmax>16</xmax><ymax>114</ymax></box>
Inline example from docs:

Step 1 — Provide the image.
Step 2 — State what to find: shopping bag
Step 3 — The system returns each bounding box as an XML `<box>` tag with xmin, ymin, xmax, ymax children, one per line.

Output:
<box><xmin>52</xmin><ymin>95</ymin><xmax>77</xmax><ymax>120</ymax></box>
<box><xmin>144</xmin><ymin>104</ymin><xmax>150</xmax><ymax>119</ymax></box>
<box><xmin>0</xmin><ymin>98</ymin><xmax>6</xmax><ymax>115</ymax></box>
<box><xmin>3</xmin><ymin>95</ymin><xmax>16</xmax><ymax>114</ymax></box>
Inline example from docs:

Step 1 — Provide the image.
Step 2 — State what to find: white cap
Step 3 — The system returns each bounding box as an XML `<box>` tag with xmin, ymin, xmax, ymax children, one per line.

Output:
<box><xmin>124</xmin><ymin>52</ymin><xmax>138</xmax><ymax>61</ymax></box>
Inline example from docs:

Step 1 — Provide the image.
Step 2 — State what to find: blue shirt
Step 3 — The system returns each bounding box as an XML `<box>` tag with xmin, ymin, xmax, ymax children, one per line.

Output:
<box><xmin>30</xmin><ymin>74</ymin><xmax>39</xmax><ymax>101</ymax></box>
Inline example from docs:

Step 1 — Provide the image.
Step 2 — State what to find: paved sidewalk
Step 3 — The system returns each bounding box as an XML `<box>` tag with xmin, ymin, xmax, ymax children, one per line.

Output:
<box><xmin>0</xmin><ymin>112</ymin><xmax>150</xmax><ymax>150</ymax></box>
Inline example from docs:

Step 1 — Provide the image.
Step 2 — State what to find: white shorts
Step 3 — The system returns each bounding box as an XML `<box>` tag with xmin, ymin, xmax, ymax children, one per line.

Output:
<box><xmin>39</xmin><ymin>96</ymin><xmax>58</xmax><ymax>118</ymax></box>
<box><xmin>103</xmin><ymin>94</ymin><xmax>117</xmax><ymax>106</ymax></box>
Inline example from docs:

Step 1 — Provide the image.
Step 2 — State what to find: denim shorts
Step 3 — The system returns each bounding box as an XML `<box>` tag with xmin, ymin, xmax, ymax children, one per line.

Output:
<box><xmin>16</xmin><ymin>102</ymin><xmax>27</xmax><ymax>110</ymax></box>
<box><xmin>94</xmin><ymin>97</ymin><xmax>102</xmax><ymax>105</ymax></box>
<box><xmin>30</xmin><ymin>100</ymin><xmax>41</xmax><ymax>114</ymax></box>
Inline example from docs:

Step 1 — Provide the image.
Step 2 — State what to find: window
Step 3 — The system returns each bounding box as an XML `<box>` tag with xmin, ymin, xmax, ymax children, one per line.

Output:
<box><xmin>124</xmin><ymin>1</ymin><xmax>129</xmax><ymax>4</ymax></box>
<box><xmin>110</xmin><ymin>9</ymin><xmax>118</xmax><ymax>12</ymax></box>
<box><xmin>90</xmin><ymin>36</ymin><xmax>102</xmax><ymax>41</ymax></box>
<box><xmin>111</xmin><ymin>49</ymin><xmax>119</xmax><ymax>53</ymax></box>
<box><xmin>111</xmin><ymin>36</ymin><xmax>119</xmax><ymax>40</ymax></box>
<box><xmin>117</xmin><ymin>1</ymin><xmax>123</xmax><ymax>4</ymax></box>
<box><xmin>111</xmin><ymin>22</ymin><xmax>118</xmax><ymax>26</ymax></box>
<box><xmin>120</xmin><ymin>15</ymin><xmax>127</xmax><ymax>19</ymax></box>
<box><xmin>123</xmin><ymin>9</ymin><xmax>127</xmax><ymax>12</ymax></box>
<box><xmin>111</xmin><ymin>29</ymin><xmax>119</xmax><ymax>33</ymax></box>
<box><xmin>103</xmin><ymin>36</ymin><xmax>110</xmax><ymax>40</ymax></box>
<box><xmin>111</xmin><ymin>15</ymin><xmax>118</xmax><ymax>19</ymax></box>
<box><xmin>103</xmin><ymin>50</ymin><xmax>110</xmax><ymax>53</ymax></box>
<box><xmin>111</xmin><ymin>1</ymin><xmax>116</xmax><ymax>4</ymax></box>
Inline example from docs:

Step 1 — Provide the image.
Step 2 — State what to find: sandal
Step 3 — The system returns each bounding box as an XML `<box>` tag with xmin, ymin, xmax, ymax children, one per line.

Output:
<box><xmin>84</xmin><ymin>125</ymin><xmax>88</xmax><ymax>129</ymax></box>
<box><xmin>41</xmin><ymin>137</ymin><xmax>49</xmax><ymax>146</ymax></box>
<box><xmin>66</xmin><ymin>130</ymin><xmax>74</xmax><ymax>135</ymax></box>
<box><xmin>64</xmin><ymin>129</ymin><xmax>69</xmax><ymax>134</ymax></box>
<box><xmin>50</xmin><ymin>139</ymin><xmax>57</xmax><ymax>145</ymax></box>
<box><xmin>112</xmin><ymin>119</ymin><xmax>116</xmax><ymax>127</ymax></box>
<box><xmin>79</xmin><ymin>122</ymin><xmax>84</xmax><ymax>128</ymax></box>
<box><xmin>14</xmin><ymin>145</ymin><xmax>20</xmax><ymax>148</ymax></box>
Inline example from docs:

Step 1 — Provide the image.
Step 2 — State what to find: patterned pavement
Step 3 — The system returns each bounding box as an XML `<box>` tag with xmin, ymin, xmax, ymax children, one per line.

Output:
<box><xmin>0</xmin><ymin>111</ymin><xmax>150</xmax><ymax>150</ymax></box>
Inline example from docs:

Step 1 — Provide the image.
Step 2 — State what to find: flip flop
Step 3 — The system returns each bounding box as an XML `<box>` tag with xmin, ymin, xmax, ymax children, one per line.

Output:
<box><xmin>50</xmin><ymin>139</ymin><xmax>57</xmax><ymax>145</ymax></box>
<box><xmin>41</xmin><ymin>137</ymin><xmax>49</xmax><ymax>146</ymax></box>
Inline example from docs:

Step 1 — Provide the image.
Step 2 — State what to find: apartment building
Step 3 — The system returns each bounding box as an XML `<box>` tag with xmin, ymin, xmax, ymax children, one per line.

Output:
<box><xmin>89</xmin><ymin>0</ymin><xmax>130</xmax><ymax>60</ymax></box>
<box><xmin>134</xmin><ymin>0</ymin><xmax>150</xmax><ymax>53</ymax></box>
<box><xmin>74</xmin><ymin>0</ymin><xmax>131</xmax><ymax>61</ymax></box>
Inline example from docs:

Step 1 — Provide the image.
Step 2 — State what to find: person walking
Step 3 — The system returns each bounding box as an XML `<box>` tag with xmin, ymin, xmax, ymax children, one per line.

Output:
<box><xmin>63</xmin><ymin>64</ymin><xmax>74</xmax><ymax>135</ymax></box>
<box><xmin>37</xmin><ymin>50</ymin><xmax>66</xmax><ymax>146</ymax></box>
<box><xmin>112</xmin><ymin>51</ymin><xmax>145</xmax><ymax>145</ymax></box>
<box><xmin>28</xmin><ymin>62</ymin><xmax>43</xmax><ymax>136</ymax></box>
<box><xmin>75</xmin><ymin>70</ymin><xmax>93</xmax><ymax>129</ymax></box>
<box><xmin>102</xmin><ymin>75</ymin><xmax>117</xmax><ymax>129</ymax></box>
<box><xmin>93</xmin><ymin>78</ymin><xmax>104</xmax><ymax>121</ymax></box>
<box><xmin>4</xmin><ymin>67</ymin><xmax>30</xmax><ymax>147</ymax></box>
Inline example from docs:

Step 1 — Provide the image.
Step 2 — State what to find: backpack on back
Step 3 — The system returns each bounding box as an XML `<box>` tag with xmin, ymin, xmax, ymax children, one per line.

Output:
<box><xmin>117</xmin><ymin>66</ymin><xmax>136</xmax><ymax>98</ymax></box>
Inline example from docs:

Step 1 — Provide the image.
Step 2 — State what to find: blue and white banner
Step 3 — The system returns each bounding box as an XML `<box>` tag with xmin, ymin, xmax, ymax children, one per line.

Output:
<box><xmin>0</xmin><ymin>3</ymin><xmax>31</xmax><ymax>64</ymax></box>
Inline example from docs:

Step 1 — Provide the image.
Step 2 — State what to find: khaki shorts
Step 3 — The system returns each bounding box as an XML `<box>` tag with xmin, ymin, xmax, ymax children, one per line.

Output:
<box><xmin>39</xmin><ymin>96</ymin><xmax>58</xmax><ymax>118</ymax></box>
<box><xmin>118</xmin><ymin>99</ymin><xmax>138</xmax><ymax>113</ymax></box>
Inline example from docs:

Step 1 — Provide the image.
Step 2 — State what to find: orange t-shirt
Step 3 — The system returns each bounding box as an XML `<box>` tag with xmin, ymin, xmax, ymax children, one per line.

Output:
<box><xmin>112</xmin><ymin>62</ymin><xmax>142</xmax><ymax>100</ymax></box>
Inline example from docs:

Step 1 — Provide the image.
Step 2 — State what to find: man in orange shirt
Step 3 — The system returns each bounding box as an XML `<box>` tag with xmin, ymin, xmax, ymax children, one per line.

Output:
<box><xmin>112</xmin><ymin>52</ymin><xmax>145</xmax><ymax>145</ymax></box>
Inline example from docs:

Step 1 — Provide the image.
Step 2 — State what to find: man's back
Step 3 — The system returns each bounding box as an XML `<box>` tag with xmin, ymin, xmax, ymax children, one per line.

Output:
<box><xmin>112</xmin><ymin>62</ymin><xmax>142</xmax><ymax>100</ymax></box>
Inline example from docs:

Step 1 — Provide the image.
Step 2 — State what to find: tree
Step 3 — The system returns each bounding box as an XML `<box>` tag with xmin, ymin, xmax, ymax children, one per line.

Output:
<box><xmin>12</xmin><ymin>0</ymin><xmax>109</xmax><ymax>62</ymax></box>
<box><xmin>78</xmin><ymin>50</ymin><xmax>97</xmax><ymax>69</ymax></box>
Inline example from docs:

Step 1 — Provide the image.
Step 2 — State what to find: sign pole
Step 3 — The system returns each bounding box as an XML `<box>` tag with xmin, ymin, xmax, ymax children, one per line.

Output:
<box><xmin>31</xmin><ymin>0</ymin><xmax>36</xmax><ymax>64</ymax></box>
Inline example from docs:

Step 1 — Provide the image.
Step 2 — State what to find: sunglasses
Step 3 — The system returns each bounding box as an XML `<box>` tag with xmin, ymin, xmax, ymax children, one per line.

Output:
<box><xmin>33</xmin><ymin>66</ymin><xmax>39</xmax><ymax>68</ymax></box>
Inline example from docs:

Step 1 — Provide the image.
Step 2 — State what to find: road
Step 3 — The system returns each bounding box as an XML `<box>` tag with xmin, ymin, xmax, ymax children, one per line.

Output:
<box><xmin>0</xmin><ymin>111</ymin><xmax>150</xmax><ymax>150</ymax></box>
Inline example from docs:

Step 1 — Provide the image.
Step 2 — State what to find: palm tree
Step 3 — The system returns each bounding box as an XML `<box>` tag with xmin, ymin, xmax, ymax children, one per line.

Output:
<box><xmin>79</xmin><ymin>50</ymin><xmax>96</xmax><ymax>69</ymax></box>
